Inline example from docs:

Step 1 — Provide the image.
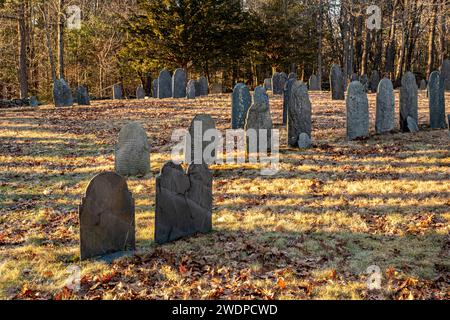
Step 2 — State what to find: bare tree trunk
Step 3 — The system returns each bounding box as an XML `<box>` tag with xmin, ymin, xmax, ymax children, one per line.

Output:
<box><xmin>385</xmin><ymin>0</ymin><xmax>397</xmax><ymax>78</ymax></box>
<box><xmin>361</xmin><ymin>30</ymin><xmax>370</xmax><ymax>75</ymax></box>
<box><xmin>438</xmin><ymin>0</ymin><xmax>447</xmax><ymax>62</ymax></box>
<box><xmin>18</xmin><ymin>0</ymin><xmax>29</xmax><ymax>98</ymax></box>
<box><xmin>57</xmin><ymin>0</ymin><xmax>65</xmax><ymax>79</ymax></box>
<box><xmin>427</xmin><ymin>0</ymin><xmax>439</xmax><ymax>78</ymax></box>
<box><xmin>43</xmin><ymin>5</ymin><xmax>57</xmax><ymax>83</ymax></box>
<box><xmin>317</xmin><ymin>0</ymin><xmax>323</xmax><ymax>89</ymax></box>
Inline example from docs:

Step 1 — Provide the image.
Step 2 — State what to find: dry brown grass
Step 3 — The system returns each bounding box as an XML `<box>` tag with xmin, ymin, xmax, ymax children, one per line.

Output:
<box><xmin>0</xmin><ymin>91</ymin><xmax>449</xmax><ymax>300</ymax></box>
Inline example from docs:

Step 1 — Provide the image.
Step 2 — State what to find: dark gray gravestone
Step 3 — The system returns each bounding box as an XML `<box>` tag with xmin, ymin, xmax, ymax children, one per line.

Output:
<box><xmin>53</xmin><ymin>79</ymin><xmax>73</xmax><ymax>107</ymax></box>
<box><xmin>419</xmin><ymin>79</ymin><xmax>427</xmax><ymax>91</ymax></box>
<box><xmin>115</xmin><ymin>122</ymin><xmax>150</xmax><ymax>176</ymax></box>
<box><xmin>79</xmin><ymin>172</ymin><xmax>135</xmax><ymax>260</ymax></box>
<box><xmin>429</xmin><ymin>71</ymin><xmax>447</xmax><ymax>129</ymax></box>
<box><xmin>351</xmin><ymin>73</ymin><xmax>359</xmax><ymax>82</ymax></box>
<box><xmin>346</xmin><ymin>81</ymin><xmax>369</xmax><ymax>140</ymax></box>
<box><xmin>136</xmin><ymin>85</ymin><xmax>146</xmax><ymax>99</ymax></box>
<box><xmin>185</xmin><ymin>114</ymin><xmax>217</xmax><ymax>165</ymax></box>
<box><xmin>264</xmin><ymin>78</ymin><xmax>272</xmax><ymax>91</ymax></box>
<box><xmin>441</xmin><ymin>59</ymin><xmax>450</xmax><ymax>91</ymax></box>
<box><xmin>155</xmin><ymin>162</ymin><xmax>212</xmax><ymax>245</ymax></box>
<box><xmin>29</xmin><ymin>96</ymin><xmax>39</xmax><ymax>107</ymax></box>
<box><xmin>186</xmin><ymin>80</ymin><xmax>196</xmax><ymax>99</ymax></box>
<box><xmin>152</xmin><ymin>79</ymin><xmax>158</xmax><ymax>98</ymax></box>
<box><xmin>309</xmin><ymin>74</ymin><xmax>320</xmax><ymax>91</ymax></box>
<box><xmin>376</xmin><ymin>78</ymin><xmax>395</xmax><ymax>134</ymax></box>
<box><xmin>360</xmin><ymin>74</ymin><xmax>369</xmax><ymax>92</ymax></box>
<box><xmin>272</xmin><ymin>72</ymin><xmax>283</xmax><ymax>95</ymax></box>
<box><xmin>283</xmin><ymin>78</ymin><xmax>296</xmax><ymax>125</ymax></box>
<box><xmin>245</xmin><ymin>86</ymin><xmax>273</xmax><ymax>154</ymax></box>
<box><xmin>298</xmin><ymin>132</ymin><xmax>312</xmax><ymax>149</ymax></box>
<box><xmin>76</xmin><ymin>86</ymin><xmax>90</xmax><ymax>105</ymax></box>
<box><xmin>172</xmin><ymin>68</ymin><xmax>187</xmax><ymax>98</ymax></box>
<box><xmin>194</xmin><ymin>80</ymin><xmax>201</xmax><ymax>97</ymax></box>
<box><xmin>400</xmin><ymin>71</ymin><xmax>419</xmax><ymax>133</ymax></box>
<box><xmin>158</xmin><ymin>69</ymin><xmax>172</xmax><ymax>99</ymax></box>
<box><xmin>287</xmin><ymin>81</ymin><xmax>312</xmax><ymax>147</ymax></box>
<box><xmin>280</xmin><ymin>73</ymin><xmax>288</xmax><ymax>94</ymax></box>
<box><xmin>199</xmin><ymin>76</ymin><xmax>209</xmax><ymax>96</ymax></box>
<box><xmin>330</xmin><ymin>64</ymin><xmax>345</xmax><ymax>100</ymax></box>
<box><xmin>288</xmin><ymin>73</ymin><xmax>297</xmax><ymax>80</ymax></box>
<box><xmin>113</xmin><ymin>84</ymin><xmax>123</xmax><ymax>100</ymax></box>
<box><xmin>231</xmin><ymin>83</ymin><xmax>251</xmax><ymax>129</ymax></box>
<box><xmin>370</xmin><ymin>71</ymin><xmax>380</xmax><ymax>93</ymax></box>
<box><xmin>407</xmin><ymin>116</ymin><xmax>419</xmax><ymax>133</ymax></box>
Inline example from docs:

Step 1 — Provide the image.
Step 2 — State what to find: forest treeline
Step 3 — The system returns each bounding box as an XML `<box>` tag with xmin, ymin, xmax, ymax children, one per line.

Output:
<box><xmin>0</xmin><ymin>0</ymin><xmax>448</xmax><ymax>101</ymax></box>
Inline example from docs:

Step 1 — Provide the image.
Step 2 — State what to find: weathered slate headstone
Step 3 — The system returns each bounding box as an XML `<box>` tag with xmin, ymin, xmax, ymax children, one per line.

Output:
<box><xmin>272</xmin><ymin>72</ymin><xmax>283</xmax><ymax>95</ymax></box>
<box><xmin>172</xmin><ymin>68</ymin><xmax>187</xmax><ymax>98</ymax></box>
<box><xmin>309</xmin><ymin>74</ymin><xmax>320</xmax><ymax>91</ymax></box>
<box><xmin>136</xmin><ymin>85</ymin><xmax>146</xmax><ymax>99</ymax></box>
<box><xmin>370</xmin><ymin>71</ymin><xmax>380</xmax><ymax>93</ymax></box>
<box><xmin>283</xmin><ymin>78</ymin><xmax>296</xmax><ymax>125</ymax></box>
<box><xmin>113</xmin><ymin>84</ymin><xmax>123</xmax><ymax>100</ymax></box>
<box><xmin>199</xmin><ymin>76</ymin><xmax>209</xmax><ymax>96</ymax></box>
<box><xmin>115</xmin><ymin>122</ymin><xmax>150</xmax><ymax>176</ymax></box>
<box><xmin>429</xmin><ymin>71</ymin><xmax>447</xmax><ymax>129</ymax></box>
<box><xmin>231</xmin><ymin>83</ymin><xmax>251</xmax><ymax>129</ymax></box>
<box><xmin>330</xmin><ymin>64</ymin><xmax>345</xmax><ymax>100</ymax></box>
<box><xmin>288</xmin><ymin>72</ymin><xmax>298</xmax><ymax>80</ymax></box>
<box><xmin>399</xmin><ymin>71</ymin><xmax>419</xmax><ymax>132</ymax></box>
<box><xmin>53</xmin><ymin>78</ymin><xmax>73</xmax><ymax>107</ymax></box>
<box><xmin>155</xmin><ymin>162</ymin><xmax>212</xmax><ymax>245</ymax></box>
<box><xmin>79</xmin><ymin>172</ymin><xmax>135</xmax><ymax>260</ymax></box>
<box><xmin>346</xmin><ymin>81</ymin><xmax>369</xmax><ymax>140</ymax></box>
<box><xmin>194</xmin><ymin>80</ymin><xmax>201</xmax><ymax>97</ymax></box>
<box><xmin>264</xmin><ymin>78</ymin><xmax>272</xmax><ymax>91</ymax></box>
<box><xmin>287</xmin><ymin>81</ymin><xmax>312</xmax><ymax>147</ymax></box>
<box><xmin>152</xmin><ymin>79</ymin><xmax>158</xmax><ymax>98</ymax></box>
<box><xmin>158</xmin><ymin>69</ymin><xmax>172</xmax><ymax>99</ymax></box>
<box><xmin>376</xmin><ymin>78</ymin><xmax>395</xmax><ymax>134</ymax></box>
<box><xmin>185</xmin><ymin>114</ymin><xmax>217</xmax><ymax>164</ymax></box>
<box><xmin>186</xmin><ymin>80</ymin><xmax>196</xmax><ymax>99</ymax></box>
<box><xmin>419</xmin><ymin>79</ymin><xmax>427</xmax><ymax>91</ymax></box>
<box><xmin>441</xmin><ymin>59</ymin><xmax>450</xmax><ymax>91</ymax></box>
<box><xmin>244</xmin><ymin>86</ymin><xmax>273</xmax><ymax>153</ymax></box>
<box><xmin>210</xmin><ymin>83</ymin><xmax>223</xmax><ymax>94</ymax></box>
<box><xmin>76</xmin><ymin>86</ymin><xmax>90</xmax><ymax>105</ymax></box>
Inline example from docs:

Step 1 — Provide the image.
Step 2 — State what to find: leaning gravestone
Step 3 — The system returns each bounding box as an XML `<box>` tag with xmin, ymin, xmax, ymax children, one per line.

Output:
<box><xmin>186</xmin><ymin>80</ymin><xmax>196</xmax><ymax>99</ymax></box>
<box><xmin>53</xmin><ymin>78</ymin><xmax>73</xmax><ymax>107</ymax></box>
<box><xmin>429</xmin><ymin>71</ymin><xmax>447</xmax><ymax>129</ymax></box>
<box><xmin>76</xmin><ymin>86</ymin><xmax>90</xmax><ymax>105</ymax></box>
<box><xmin>115</xmin><ymin>122</ymin><xmax>151</xmax><ymax>176</ymax></box>
<box><xmin>231</xmin><ymin>83</ymin><xmax>252</xmax><ymax>129</ymax></box>
<box><xmin>400</xmin><ymin>71</ymin><xmax>419</xmax><ymax>132</ymax></box>
<box><xmin>172</xmin><ymin>68</ymin><xmax>187</xmax><ymax>98</ymax></box>
<box><xmin>272</xmin><ymin>72</ymin><xmax>283</xmax><ymax>95</ymax></box>
<box><xmin>155</xmin><ymin>162</ymin><xmax>213</xmax><ymax>245</ymax></box>
<box><xmin>419</xmin><ymin>79</ymin><xmax>427</xmax><ymax>91</ymax></box>
<box><xmin>370</xmin><ymin>71</ymin><xmax>380</xmax><ymax>93</ymax></box>
<box><xmin>346</xmin><ymin>81</ymin><xmax>369</xmax><ymax>140</ymax></box>
<box><xmin>376</xmin><ymin>78</ymin><xmax>395</xmax><ymax>134</ymax></box>
<box><xmin>244</xmin><ymin>86</ymin><xmax>273</xmax><ymax>154</ymax></box>
<box><xmin>199</xmin><ymin>76</ymin><xmax>209</xmax><ymax>96</ymax></box>
<box><xmin>264</xmin><ymin>78</ymin><xmax>272</xmax><ymax>91</ymax></box>
<box><xmin>330</xmin><ymin>64</ymin><xmax>345</xmax><ymax>100</ymax></box>
<box><xmin>79</xmin><ymin>172</ymin><xmax>135</xmax><ymax>260</ymax></box>
<box><xmin>152</xmin><ymin>79</ymin><xmax>158</xmax><ymax>98</ymax></box>
<box><xmin>309</xmin><ymin>74</ymin><xmax>320</xmax><ymax>91</ymax></box>
<box><xmin>283</xmin><ymin>78</ymin><xmax>296</xmax><ymax>125</ymax></box>
<box><xmin>288</xmin><ymin>81</ymin><xmax>312</xmax><ymax>147</ymax></box>
<box><xmin>136</xmin><ymin>85</ymin><xmax>146</xmax><ymax>99</ymax></box>
<box><xmin>158</xmin><ymin>69</ymin><xmax>172</xmax><ymax>99</ymax></box>
<box><xmin>113</xmin><ymin>84</ymin><xmax>123</xmax><ymax>100</ymax></box>
<box><xmin>185</xmin><ymin>114</ymin><xmax>217</xmax><ymax>165</ymax></box>
<box><xmin>441</xmin><ymin>59</ymin><xmax>450</xmax><ymax>91</ymax></box>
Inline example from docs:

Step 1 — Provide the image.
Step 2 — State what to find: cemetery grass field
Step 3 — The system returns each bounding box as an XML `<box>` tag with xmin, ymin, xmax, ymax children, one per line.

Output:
<box><xmin>0</xmin><ymin>91</ymin><xmax>449</xmax><ymax>300</ymax></box>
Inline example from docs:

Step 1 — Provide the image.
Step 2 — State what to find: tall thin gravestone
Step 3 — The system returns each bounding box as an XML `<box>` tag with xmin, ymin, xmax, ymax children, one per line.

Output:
<box><xmin>136</xmin><ymin>85</ymin><xmax>146</xmax><ymax>99</ymax></box>
<box><xmin>53</xmin><ymin>79</ymin><xmax>73</xmax><ymax>107</ymax></box>
<box><xmin>400</xmin><ymin>71</ymin><xmax>419</xmax><ymax>132</ymax></box>
<box><xmin>231</xmin><ymin>83</ymin><xmax>251</xmax><ymax>129</ymax></box>
<box><xmin>113</xmin><ymin>84</ymin><xmax>123</xmax><ymax>100</ymax></box>
<box><xmin>158</xmin><ymin>69</ymin><xmax>172</xmax><ymax>99</ymax></box>
<box><xmin>186</xmin><ymin>80</ymin><xmax>196</xmax><ymax>99</ymax></box>
<box><xmin>330</xmin><ymin>64</ymin><xmax>345</xmax><ymax>100</ymax></box>
<box><xmin>346</xmin><ymin>81</ymin><xmax>369</xmax><ymax>140</ymax></box>
<box><xmin>199</xmin><ymin>76</ymin><xmax>209</xmax><ymax>96</ymax></box>
<box><xmin>429</xmin><ymin>71</ymin><xmax>446</xmax><ymax>129</ymax></box>
<box><xmin>283</xmin><ymin>78</ymin><xmax>296</xmax><ymax>125</ymax></box>
<box><xmin>264</xmin><ymin>78</ymin><xmax>272</xmax><ymax>91</ymax></box>
<box><xmin>172</xmin><ymin>68</ymin><xmax>187</xmax><ymax>98</ymax></box>
<box><xmin>370</xmin><ymin>71</ymin><xmax>380</xmax><ymax>93</ymax></box>
<box><xmin>287</xmin><ymin>81</ymin><xmax>312</xmax><ymax>147</ymax></box>
<box><xmin>272</xmin><ymin>72</ymin><xmax>283</xmax><ymax>95</ymax></box>
<box><xmin>76</xmin><ymin>86</ymin><xmax>90</xmax><ymax>105</ymax></box>
<box><xmin>309</xmin><ymin>74</ymin><xmax>320</xmax><ymax>91</ymax></box>
<box><xmin>376</xmin><ymin>78</ymin><xmax>395</xmax><ymax>134</ymax></box>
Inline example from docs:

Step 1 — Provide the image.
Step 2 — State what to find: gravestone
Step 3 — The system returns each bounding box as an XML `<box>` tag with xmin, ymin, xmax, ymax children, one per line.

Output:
<box><xmin>199</xmin><ymin>76</ymin><xmax>209</xmax><ymax>96</ymax></box>
<box><xmin>419</xmin><ymin>79</ymin><xmax>427</xmax><ymax>91</ymax></box>
<box><xmin>376</xmin><ymin>78</ymin><xmax>395</xmax><ymax>134</ymax></box>
<box><xmin>283</xmin><ymin>78</ymin><xmax>296</xmax><ymax>125</ymax></box>
<box><xmin>194</xmin><ymin>80</ymin><xmax>201</xmax><ymax>97</ymax></box>
<box><xmin>264</xmin><ymin>78</ymin><xmax>272</xmax><ymax>91</ymax></box>
<box><xmin>29</xmin><ymin>96</ymin><xmax>39</xmax><ymax>107</ymax></box>
<box><xmin>441</xmin><ymin>59</ymin><xmax>450</xmax><ymax>91</ymax></box>
<box><xmin>158</xmin><ymin>69</ymin><xmax>172</xmax><ymax>99</ymax></box>
<box><xmin>244</xmin><ymin>86</ymin><xmax>273</xmax><ymax>153</ymax></box>
<box><xmin>272</xmin><ymin>72</ymin><xmax>283</xmax><ymax>95</ymax></box>
<box><xmin>429</xmin><ymin>71</ymin><xmax>447</xmax><ymax>129</ymax></box>
<box><xmin>155</xmin><ymin>162</ymin><xmax>213</xmax><ymax>245</ymax></box>
<box><xmin>351</xmin><ymin>73</ymin><xmax>359</xmax><ymax>82</ymax></box>
<box><xmin>185</xmin><ymin>114</ymin><xmax>217</xmax><ymax>164</ymax></box>
<box><xmin>76</xmin><ymin>86</ymin><xmax>90</xmax><ymax>105</ymax></box>
<box><xmin>330</xmin><ymin>64</ymin><xmax>345</xmax><ymax>100</ymax></box>
<box><xmin>152</xmin><ymin>79</ymin><xmax>158</xmax><ymax>98</ymax></box>
<box><xmin>370</xmin><ymin>71</ymin><xmax>380</xmax><ymax>93</ymax></box>
<box><xmin>231</xmin><ymin>83</ymin><xmax>251</xmax><ymax>129</ymax></box>
<box><xmin>360</xmin><ymin>74</ymin><xmax>369</xmax><ymax>92</ymax></box>
<box><xmin>407</xmin><ymin>116</ymin><xmax>419</xmax><ymax>133</ymax></box>
<box><xmin>113</xmin><ymin>84</ymin><xmax>123</xmax><ymax>100</ymax></box>
<box><xmin>210</xmin><ymin>83</ymin><xmax>223</xmax><ymax>94</ymax></box>
<box><xmin>309</xmin><ymin>74</ymin><xmax>320</xmax><ymax>91</ymax></box>
<box><xmin>115</xmin><ymin>122</ymin><xmax>151</xmax><ymax>176</ymax></box>
<box><xmin>136</xmin><ymin>85</ymin><xmax>146</xmax><ymax>99</ymax></box>
<box><xmin>288</xmin><ymin>72</ymin><xmax>298</xmax><ymax>80</ymax></box>
<box><xmin>79</xmin><ymin>172</ymin><xmax>135</xmax><ymax>260</ymax></box>
<box><xmin>298</xmin><ymin>132</ymin><xmax>312</xmax><ymax>149</ymax></box>
<box><xmin>280</xmin><ymin>73</ymin><xmax>288</xmax><ymax>93</ymax></box>
<box><xmin>172</xmin><ymin>68</ymin><xmax>187</xmax><ymax>98</ymax></box>
<box><xmin>53</xmin><ymin>79</ymin><xmax>73</xmax><ymax>107</ymax></box>
<box><xmin>346</xmin><ymin>81</ymin><xmax>369</xmax><ymax>140</ymax></box>
<box><xmin>186</xmin><ymin>80</ymin><xmax>196</xmax><ymax>99</ymax></box>
<box><xmin>399</xmin><ymin>71</ymin><xmax>419</xmax><ymax>132</ymax></box>
<box><xmin>287</xmin><ymin>81</ymin><xmax>312</xmax><ymax>147</ymax></box>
